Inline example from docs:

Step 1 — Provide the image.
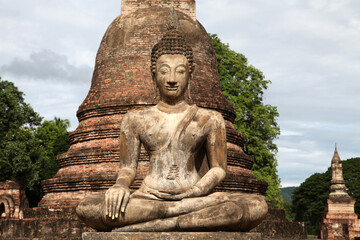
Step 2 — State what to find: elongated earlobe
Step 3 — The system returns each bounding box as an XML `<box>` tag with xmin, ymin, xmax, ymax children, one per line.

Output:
<box><xmin>152</xmin><ymin>74</ymin><xmax>158</xmax><ymax>100</ymax></box>
<box><xmin>187</xmin><ymin>75</ymin><xmax>192</xmax><ymax>100</ymax></box>
<box><xmin>187</xmin><ymin>64</ymin><xmax>194</xmax><ymax>100</ymax></box>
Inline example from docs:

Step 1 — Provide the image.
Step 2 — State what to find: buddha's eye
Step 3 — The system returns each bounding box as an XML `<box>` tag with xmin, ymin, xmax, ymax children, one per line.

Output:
<box><xmin>176</xmin><ymin>68</ymin><xmax>186</xmax><ymax>74</ymax></box>
<box><xmin>159</xmin><ymin>68</ymin><xmax>169</xmax><ymax>75</ymax></box>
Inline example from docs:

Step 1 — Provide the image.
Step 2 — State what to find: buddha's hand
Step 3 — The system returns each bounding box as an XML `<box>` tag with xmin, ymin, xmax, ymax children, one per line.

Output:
<box><xmin>105</xmin><ymin>184</ymin><xmax>130</xmax><ymax>219</ymax></box>
<box><xmin>149</xmin><ymin>186</ymin><xmax>202</xmax><ymax>200</ymax></box>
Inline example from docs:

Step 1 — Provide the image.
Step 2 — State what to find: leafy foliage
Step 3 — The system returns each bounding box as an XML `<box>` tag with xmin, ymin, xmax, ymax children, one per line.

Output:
<box><xmin>0</xmin><ymin>77</ymin><xmax>70</xmax><ymax>206</ymax></box>
<box><xmin>0</xmin><ymin>77</ymin><xmax>43</xmax><ymax>189</ymax></box>
<box><xmin>344</xmin><ymin>158</ymin><xmax>360</xmax><ymax>216</ymax></box>
<box><xmin>210</xmin><ymin>34</ymin><xmax>282</xmax><ymax>207</ymax></box>
<box><xmin>0</xmin><ymin>77</ymin><xmax>42</xmax><ymax>143</ymax></box>
<box><xmin>292</xmin><ymin>172</ymin><xmax>330</xmax><ymax>234</ymax></box>
<box><xmin>280</xmin><ymin>186</ymin><xmax>297</xmax><ymax>221</ymax></box>
<box><xmin>36</xmin><ymin>117</ymin><xmax>70</xmax><ymax>180</ymax></box>
<box><xmin>292</xmin><ymin>157</ymin><xmax>360</xmax><ymax>235</ymax></box>
<box><xmin>284</xmin><ymin>200</ymin><xmax>295</xmax><ymax>221</ymax></box>
<box><xmin>280</xmin><ymin>186</ymin><xmax>297</xmax><ymax>202</ymax></box>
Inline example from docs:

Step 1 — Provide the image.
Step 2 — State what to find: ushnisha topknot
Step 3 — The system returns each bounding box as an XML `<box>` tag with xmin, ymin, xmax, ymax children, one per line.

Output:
<box><xmin>151</xmin><ymin>6</ymin><xmax>194</xmax><ymax>76</ymax></box>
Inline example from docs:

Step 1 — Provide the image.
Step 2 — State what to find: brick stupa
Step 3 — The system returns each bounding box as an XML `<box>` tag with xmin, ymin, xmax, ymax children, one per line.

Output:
<box><xmin>39</xmin><ymin>0</ymin><xmax>267</xmax><ymax>209</ymax></box>
<box><xmin>320</xmin><ymin>146</ymin><xmax>360</xmax><ymax>239</ymax></box>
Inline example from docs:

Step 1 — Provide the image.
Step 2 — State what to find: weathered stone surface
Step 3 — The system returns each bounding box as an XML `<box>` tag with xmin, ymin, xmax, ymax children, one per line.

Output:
<box><xmin>82</xmin><ymin>232</ymin><xmax>262</xmax><ymax>240</ymax></box>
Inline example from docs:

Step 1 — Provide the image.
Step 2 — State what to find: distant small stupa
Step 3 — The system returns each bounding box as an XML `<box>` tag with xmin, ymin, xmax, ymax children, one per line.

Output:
<box><xmin>329</xmin><ymin>144</ymin><xmax>350</xmax><ymax>198</ymax></box>
<box><xmin>320</xmin><ymin>145</ymin><xmax>360</xmax><ymax>240</ymax></box>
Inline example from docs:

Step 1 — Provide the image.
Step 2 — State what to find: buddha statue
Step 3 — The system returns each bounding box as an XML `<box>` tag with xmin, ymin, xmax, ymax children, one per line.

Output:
<box><xmin>76</xmin><ymin>8</ymin><xmax>268</xmax><ymax>232</ymax></box>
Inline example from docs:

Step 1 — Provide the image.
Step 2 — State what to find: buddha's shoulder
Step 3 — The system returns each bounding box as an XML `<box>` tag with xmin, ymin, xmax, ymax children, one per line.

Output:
<box><xmin>196</xmin><ymin>107</ymin><xmax>225</xmax><ymax>126</ymax></box>
<box><xmin>122</xmin><ymin>106</ymin><xmax>159</xmax><ymax>120</ymax></box>
<box><xmin>196</xmin><ymin>107</ymin><xmax>224</xmax><ymax>119</ymax></box>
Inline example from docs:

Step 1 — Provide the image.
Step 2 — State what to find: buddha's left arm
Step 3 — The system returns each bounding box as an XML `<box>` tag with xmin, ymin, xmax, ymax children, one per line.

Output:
<box><xmin>193</xmin><ymin>112</ymin><xmax>227</xmax><ymax>195</ymax></box>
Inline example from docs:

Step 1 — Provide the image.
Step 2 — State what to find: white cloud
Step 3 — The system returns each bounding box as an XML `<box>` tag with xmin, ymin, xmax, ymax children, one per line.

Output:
<box><xmin>281</xmin><ymin>130</ymin><xmax>303</xmax><ymax>136</ymax></box>
<box><xmin>1</xmin><ymin>50</ymin><xmax>92</xmax><ymax>82</ymax></box>
<box><xmin>278</xmin><ymin>147</ymin><xmax>300</xmax><ymax>153</ymax></box>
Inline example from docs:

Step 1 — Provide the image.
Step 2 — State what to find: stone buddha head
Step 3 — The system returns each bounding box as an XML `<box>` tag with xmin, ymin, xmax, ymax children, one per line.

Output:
<box><xmin>150</xmin><ymin>7</ymin><xmax>194</xmax><ymax>103</ymax></box>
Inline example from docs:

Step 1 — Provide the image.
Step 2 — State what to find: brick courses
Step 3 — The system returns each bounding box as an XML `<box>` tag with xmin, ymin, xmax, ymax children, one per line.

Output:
<box><xmin>121</xmin><ymin>0</ymin><xmax>196</xmax><ymax>20</ymax></box>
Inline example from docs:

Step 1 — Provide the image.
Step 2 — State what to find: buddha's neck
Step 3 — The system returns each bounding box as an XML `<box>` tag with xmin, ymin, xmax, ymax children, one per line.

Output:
<box><xmin>156</xmin><ymin>100</ymin><xmax>189</xmax><ymax>113</ymax></box>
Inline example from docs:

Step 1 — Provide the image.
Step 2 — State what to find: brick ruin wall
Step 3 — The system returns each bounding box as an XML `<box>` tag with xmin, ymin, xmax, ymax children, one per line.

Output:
<box><xmin>252</xmin><ymin>208</ymin><xmax>307</xmax><ymax>240</ymax></box>
<box><xmin>321</xmin><ymin>197</ymin><xmax>360</xmax><ymax>240</ymax></box>
<box><xmin>0</xmin><ymin>207</ymin><xmax>91</xmax><ymax>240</ymax></box>
<box><xmin>0</xmin><ymin>181</ymin><xmax>27</xmax><ymax>219</ymax></box>
<box><xmin>121</xmin><ymin>0</ymin><xmax>196</xmax><ymax>20</ymax></box>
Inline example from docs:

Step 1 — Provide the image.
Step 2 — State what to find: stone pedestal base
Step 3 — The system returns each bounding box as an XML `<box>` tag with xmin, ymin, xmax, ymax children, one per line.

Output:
<box><xmin>82</xmin><ymin>232</ymin><xmax>262</xmax><ymax>240</ymax></box>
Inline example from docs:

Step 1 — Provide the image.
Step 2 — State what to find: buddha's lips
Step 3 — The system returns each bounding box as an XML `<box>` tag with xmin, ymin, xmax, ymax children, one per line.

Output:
<box><xmin>166</xmin><ymin>86</ymin><xmax>178</xmax><ymax>91</ymax></box>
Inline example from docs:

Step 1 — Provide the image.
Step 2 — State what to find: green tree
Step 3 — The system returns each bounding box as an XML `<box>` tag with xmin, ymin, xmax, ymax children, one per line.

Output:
<box><xmin>25</xmin><ymin>117</ymin><xmax>70</xmax><ymax>205</ymax></box>
<box><xmin>0</xmin><ymin>77</ymin><xmax>70</xmax><ymax>206</ymax></box>
<box><xmin>284</xmin><ymin>200</ymin><xmax>295</xmax><ymax>221</ymax></box>
<box><xmin>210</xmin><ymin>34</ymin><xmax>282</xmax><ymax>207</ymax></box>
<box><xmin>0</xmin><ymin>77</ymin><xmax>43</xmax><ymax>189</ymax></box>
<box><xmin>292</xmin><ymin>157</ymin><xmax>360</xmax><ymax>235</ymax></box>
<box><xmin>280</xmin><ymin>186</ymin><xmax>297</xmax><ymax>203</ymax></box>
<box><xmin>344</xmin><ymin>158</ymin><xmax>360</xmax><ymax>216</ymax></box>
<box><xmin>36</xmin><ymin>117</ymin><xmax>70</xmax><ymax>179</ymax></box>
<box><xmin>280</xmin><ymin>187</ymin><xmax>297</xmax><ymax>221</ymax></box>
<box><xmin>292</xmin><ymin>172</ymin><xmax>331</xmax><ymax>235</ymax></box>
<box><xmin>0</xmin><ymin>77</ymin><xmax>42</xmax><ymax>143</ymax></box>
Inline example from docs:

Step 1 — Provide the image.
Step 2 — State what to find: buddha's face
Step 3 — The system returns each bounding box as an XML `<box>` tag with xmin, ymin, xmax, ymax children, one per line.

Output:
<box><xmin>155</xmin><ymin>54</ymin><xmax>190</xmax><ymax>103</ymax></box>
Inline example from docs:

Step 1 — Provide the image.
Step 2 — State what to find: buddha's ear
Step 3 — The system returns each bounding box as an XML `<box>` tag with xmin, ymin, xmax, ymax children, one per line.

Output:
<box><xmin>187</xmin><ymin>82</ymin><xmax>191</xmax><ymax>100</ymax></box>
<box><xmin>187</xmin><ymin>77</ymin><xmax>192</xmax><ymax>100</ymax></box>
<box><xmin>152</xmin><ymin>72</ymin><xmax>158</xmax><ymax>100</ymax></box>
<box><xmin>187</xmin><ymin>64</ymin><xmax>194</xmax><ymax>100</ymax></box>
<box><xmin>190</xmin><ymin>64</ymin><xmax>195</xmax><ymax>79</ymax></box>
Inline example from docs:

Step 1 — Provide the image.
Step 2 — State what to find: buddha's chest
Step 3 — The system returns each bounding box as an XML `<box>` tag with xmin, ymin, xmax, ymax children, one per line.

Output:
<box><xmin>138</xmin><ymin>112</ymin><xmax>206</xmax><ymax>153</ymax></box>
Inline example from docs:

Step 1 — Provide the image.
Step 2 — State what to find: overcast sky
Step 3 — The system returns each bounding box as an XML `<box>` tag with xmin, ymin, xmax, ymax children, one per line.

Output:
<box><xmin>1</xmin><ymin>0</ymin><xmax>359</xmax><ymax>187</ymax></box>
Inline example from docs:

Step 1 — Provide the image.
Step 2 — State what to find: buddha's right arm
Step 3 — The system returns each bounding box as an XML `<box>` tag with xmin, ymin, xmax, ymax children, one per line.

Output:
<box><xmin>115</xmin><ymin>113</ymin><xmax>140</xmax><ymax>187</ymax></box>
<box><xmin>114</xmin><ymin>167</ymin><xmax>136</xmax><ymax>188</ymax></box>
<box><xmin>105</xmin><ymin>113</ymin><xmax>140</xmax><ymax>218</ymax></box>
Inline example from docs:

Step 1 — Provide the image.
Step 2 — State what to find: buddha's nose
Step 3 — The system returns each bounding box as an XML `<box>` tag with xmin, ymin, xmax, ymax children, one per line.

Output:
<box><xmin>167</xmin><ymin>72</ymin><xmax>177</xmax><ymax>85</ymax></box>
